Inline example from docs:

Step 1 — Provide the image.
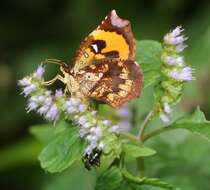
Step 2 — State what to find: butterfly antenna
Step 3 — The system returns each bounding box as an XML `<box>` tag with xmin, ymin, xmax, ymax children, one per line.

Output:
<box><xmin>42</xmin><ymin>59</ymin><xmax>68</xmax><ymax>68</ymax></box>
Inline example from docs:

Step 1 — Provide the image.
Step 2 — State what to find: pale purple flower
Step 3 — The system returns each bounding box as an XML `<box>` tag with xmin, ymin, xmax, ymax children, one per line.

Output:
<box><xmin>83</xmin><ymin>123</ymin><xmax>91</xmax><ymax>128</ymax></box>
<box><xmin>55</xmin><ymin>89</ymin><xmax>63</xmax><ymax>98</ymax></box>
<box><xmin>37</xmin><ymin>95</ymin><xmax>45</xmax><ymax>102</ymax></box>
<box><xmin>45</xmin><ymin>104</ymin><xmax>59</xmax><ymax>121</ymax></box>
<box><xmin>102</xmin><ymin>120</ymin><xmax>112</xmax><ymax>125</ymax></box>
<box><xmin>67</xmin><ymin>98</ymin><xmax>81</xmax><ymax>106</ymax></box>
<box><xmin>86</xmin><ymin>135</ymin><xmax>98</xmax><ymax>143</ymax></box>
<box><xmin>18</xmin><ymin>78</ymin><xmax>31</xmax><ymax>86</ymax></box>
<box><xmin>26</xmin><ymin>100</ymin><xmax>38</xmax><ymax>112</ymax></box>
<box><xmin>160</xmin><ymin>114</ymin><xmax>170</xmax><ymax>123</ymax></box>
<box><xmin>66</xmin><ymin>106</ymin><xmax>77</xmax><ymax>114</ymax></box>
<box><xmin>90</xmin><ymin>127</ymin><xmax>102</xmax><ymax>137</ymax></box>
<box><xmin>165</xmin><ymin>56</ymin><xmax>184</xmax><ymax>66</ymax></box>
<box><xmin>164</xmin><ymin>26</ymin><xmax>187</xmax><ymax>47</ymax></box>
<box><xmin>34</xmin><ymin>65</ymin><xmax>45</xmax><ymax>79</ymax></box>
<box><xmin>118</xmin><ymin>121</ymin><xmax>132</xmax><ymax>132</ymax></box>
<box><xmin>78</xmin><ymin>116</ymin><xmax>87</xmax><ymax>125</ymax></box>
<box><xmin>171</xmin><ymin>36</ymin><xmax>186</xmax><ymax>45</ymax></box>
<box><xmin>78</xmin><ymin>104</ymin><xmax>87</xmax><ymax>112</ymax></box>
<box><xmin>116</xmin><ymin>104</ymin><xmax>132</xmax><ymax>131</ymax></box>
<box><xmin>176</xmin><ymin>44</ymin><xmax>188</xmax><ymax>53</ymax></box>
<box><xmin>170</xmin><ymin>66</ymin><xmax>194</xmax><ymax>81</ymax></box>
<box><xmin>109</xmin><ymin>125</ymin><xmax>121</xmax><ymax>134</ymax></box>
<box><xmin>44</xmin><ymin>97</ymin><xmax>53</xmax><ymax>106</ymax></box>
<box><xmin>163</xmin><ymin>103</ymin><xmax>171</xmax><ymax>114</ymax></box>
<box><xmin>38</xmin><ymin>105</ymin><xmax>49</xmax><ymax>115</ymax></box>
<box><xmin>79</xmin><ymin>128</ymin><xmax>89</xmax><ymax>138</ymax></box>
<box><xmin>171</xmin><ymin>26</ymin><xmax>184</xmax><ymax>37</ymax></box>
<box><xmin>117</xmin><ymin>105</ymin><xmax>131</xmax><ymax>119</ymax></box>
<box><xmin>21</xmin><ymin>84</ymin><xmax>36</xmax><ymax>97</ymax></box>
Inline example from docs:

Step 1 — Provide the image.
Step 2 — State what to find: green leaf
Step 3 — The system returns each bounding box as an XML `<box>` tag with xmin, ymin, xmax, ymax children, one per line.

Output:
<box><xmin>30</xmin><ymin>119</ymin><xmax>74</xmax><ymax>143</ymax></box>
<box><xmin>95</xmin><ymin>167</ymin><xmax>124</xmax><ymax>190</ymax></box>
<box><xmin>171</xmin><ymin>107</ymin><xmax>210</xmax><ymax>142</ymax></box>
<box><xmin>30</xmin><ymin>124</ymin><xmax>54</xmax><ymax>143</ymax></box>
<box><xmin>96</xmin><ymin>167</ymin><xmax>179</xmax><ymax>190</ymax></box>
<box><xmin>38</xmin><ymin>126</ymin><xmax>86</xmax><ymax>173</ymax></box>
<box><xmin>136</xmin><ymin>40</ymin><xmax>163</xmax><ymax>89</ymax></box>
<box><xmin>122</xmin><ymin>169</ymin><xmax>180</xmax><ymax>190</ymax></box>
<box><xmin>136</xmin><ymin>40</ymin><xmax>162</xmax><ymax>71</ymax></box>
<box><xmin>123</xmin><ymin>143</ymin><xmax>156</xmax><ymax>158</ymax></box>
<box><xmin>143</xmin><ymin>70</ymin><xmax>162</xmax><ymax>89</ymax></box>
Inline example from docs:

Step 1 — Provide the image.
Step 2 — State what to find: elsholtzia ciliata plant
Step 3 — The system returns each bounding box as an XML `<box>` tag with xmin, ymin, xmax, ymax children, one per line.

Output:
<box><xmin>19</xmin><ymin>27</ymin><xmax>210</xmax><ymax>190</ymax></box>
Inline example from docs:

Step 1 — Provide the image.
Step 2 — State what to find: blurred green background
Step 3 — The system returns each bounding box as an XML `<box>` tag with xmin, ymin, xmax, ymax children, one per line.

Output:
<box><xmin>0</xmin><ymin>0</ymin><xmax>210</xmax><ymax>190</ymax></box>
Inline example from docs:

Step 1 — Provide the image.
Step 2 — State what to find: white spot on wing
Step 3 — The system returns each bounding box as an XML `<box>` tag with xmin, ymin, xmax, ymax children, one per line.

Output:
<box><xmin>110</xmin><ymin>10</ymin><xmax>129</xmax><ymax>28</ymax></box>
<box><xmin>83</xmin><ymin>52</ymin><xmax>89</xmax><ymax>58</ymax></box>
<box><xmin>91</xmin><ymin>44</ymin><xmax>98</xmax><ymax>53</ymax></box>
<box><xmin>98</xmin><ymin>73</ymin><xmax>103</xmax><ymax>78</ymax></box>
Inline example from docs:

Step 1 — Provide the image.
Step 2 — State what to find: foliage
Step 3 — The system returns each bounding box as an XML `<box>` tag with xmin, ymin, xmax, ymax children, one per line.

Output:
<box><xmin>1</xmin><ymin>1</ymin><xmax>210</xmax><ymax>190</ymax></box>
<box><xmin>136</xmin><ymin>40</ymin><xmax>163</xmax><ymax>89</ymax></box>
<box><xmin>25</xmin><ymin>35</ymin><xmax>210</xmax><ymax>190</ymax></box>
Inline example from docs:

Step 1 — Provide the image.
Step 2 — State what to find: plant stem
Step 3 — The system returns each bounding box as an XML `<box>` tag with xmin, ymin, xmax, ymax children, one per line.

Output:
<box><xmin>135</xmin><ymin>110</ymin><xmax>154</xmax><ymax>177</ymax></box>
<box><xmin>138</xmin><ymin>110</ymin><xmax>154</xmax><ymax>141</ymax></box>
<box><xmin>142</xmin><ymin>126</ymin><xmax>173</xmax><ymax>142</ymax></box>
<box><xmin>136</xmin><ymin>157</ymin><xmax>145</xmax><ymax>177</ymax></box>
<box><xmin>120</xmin><ymin>131</ymin><xmax>139</xmax><ymax>143</ymax></box>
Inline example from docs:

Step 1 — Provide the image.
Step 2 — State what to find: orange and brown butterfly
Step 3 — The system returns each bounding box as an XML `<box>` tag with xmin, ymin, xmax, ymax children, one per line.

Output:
<box><xmin>43</xmin><ymin>10</ymin><xmax>143</xmax><ymax>108</ymax></box>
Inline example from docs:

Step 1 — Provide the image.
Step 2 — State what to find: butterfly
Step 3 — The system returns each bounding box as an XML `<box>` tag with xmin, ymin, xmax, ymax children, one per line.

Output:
<box><xmin>43</xmin><ymin>10</ymin><xmax>143</xmax><ymax>108</ymax></box>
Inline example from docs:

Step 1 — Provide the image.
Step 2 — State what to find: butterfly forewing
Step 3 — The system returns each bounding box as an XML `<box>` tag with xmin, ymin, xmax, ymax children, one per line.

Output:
<box><xmin>71</xmin><ymin>10</ymin><xmax>136</xmax><ymax>72</ymax></box>
<box><xmin>64</xmin><ymin>10</ymin><xmax>143</xmax><ymax>108</ymax></box>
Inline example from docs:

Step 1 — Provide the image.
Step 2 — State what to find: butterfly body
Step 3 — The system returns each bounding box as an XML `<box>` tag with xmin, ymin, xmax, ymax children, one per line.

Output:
<box><xmin>45</xmin><ymin>10</ymin><xmax>143</xmax><ymax>108</ymax></box>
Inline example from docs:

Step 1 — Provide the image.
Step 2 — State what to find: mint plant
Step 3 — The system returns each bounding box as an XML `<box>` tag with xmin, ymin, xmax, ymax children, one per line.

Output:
<box><xmin>18</xmin><ymin>27</ymin><xmax>210</xmax><ymax>190</ymax></box>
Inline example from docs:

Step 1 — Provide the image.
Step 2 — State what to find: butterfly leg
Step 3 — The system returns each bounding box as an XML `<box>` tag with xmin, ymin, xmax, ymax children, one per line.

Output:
<box><xmin>64</xmin><ymin>87</ymin><xmax>69</xmax><ymax>95</ymax></box>
<box><xmin>42</xmin><ymin>74</ymin><xmax>65</xmax><ymax>86</ymax></box>
<box><xmin>41</xmin><ymin>59</ymin><xmax>68</xmax><ymax>86</ymax></box>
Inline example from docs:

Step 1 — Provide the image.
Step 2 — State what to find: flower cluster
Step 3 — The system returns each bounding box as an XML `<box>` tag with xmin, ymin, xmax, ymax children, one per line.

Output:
<box><xmin>18</xmin><ymin>66</ymin><xmax>63</xmax><ymax>123</ymax></box>
<box><xmin>18</xmin><ymin>65</ymin><xmax>122</xmax><ymax>161</ymax></box>
<box><xmin>156</xmin><ymin>26</ymin><xmax>194</xmax><ymax>123</ymax></box>
<box><xmin>116</xmin><ymin>104</ymin><xmax>132</xmax><ymax>132</ymax></box>
<box><xmin>62</xmin><ymin>97</ymin><xmax>121</xmax><ymax>155</ymax></box>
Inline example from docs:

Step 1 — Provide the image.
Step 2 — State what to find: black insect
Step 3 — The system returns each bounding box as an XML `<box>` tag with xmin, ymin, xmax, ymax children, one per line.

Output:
<box><xmin>82</xmin><ymin>148</ymin><xmax>102</xmax><ymax>170</ymax></box>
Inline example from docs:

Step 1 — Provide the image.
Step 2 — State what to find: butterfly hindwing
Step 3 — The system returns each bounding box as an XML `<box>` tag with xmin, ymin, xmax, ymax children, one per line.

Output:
<box><xmin>71</xmin><ymin>10</ymin><xmax>136</xmax><ymax>72</ymax></box>
<box><xmin>75</xmin><ymin>60</ymin><xmax>143</xmax><ymax>108</ymax></box>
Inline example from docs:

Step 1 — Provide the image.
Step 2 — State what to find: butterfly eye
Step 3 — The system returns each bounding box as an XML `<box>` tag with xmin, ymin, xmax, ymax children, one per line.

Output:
<box><xmin>85</xmin><ymin>73</ymin><xmax>93</xmax><ymax>80</ymax></box>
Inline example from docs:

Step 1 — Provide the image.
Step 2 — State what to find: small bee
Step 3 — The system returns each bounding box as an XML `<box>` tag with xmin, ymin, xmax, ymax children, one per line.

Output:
<box><xmin>82</xmin><ymin>148</ymin><xmax>102</xmax><ymax>170</ymax></box>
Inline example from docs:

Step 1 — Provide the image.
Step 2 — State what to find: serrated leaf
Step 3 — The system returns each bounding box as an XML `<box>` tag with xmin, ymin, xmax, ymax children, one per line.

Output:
<box><xmin>136</xmin><ymin>40</ymin><xmax>163</xmax><ymax>89</ymax></box>
<box><xmin>171</xmin><ymin>107</ymin><xmax>210</xmax><ymax>142</ymax></box>
<box><xmin>123</xmin><ymin>143</ymin><xmax>156</xmax><ymax>158</ymax></box>
<box><xmin>38</xmin><ymin>126</ymin><xmax>85</xmax><ymax>173</ymax></box>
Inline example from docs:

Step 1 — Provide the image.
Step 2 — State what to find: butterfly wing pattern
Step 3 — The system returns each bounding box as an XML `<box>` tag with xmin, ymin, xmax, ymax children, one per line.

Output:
<box><xmin>68</xmin><ymin>10</ymin><xmax>143</xmax><ymax>108</ymax></box>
